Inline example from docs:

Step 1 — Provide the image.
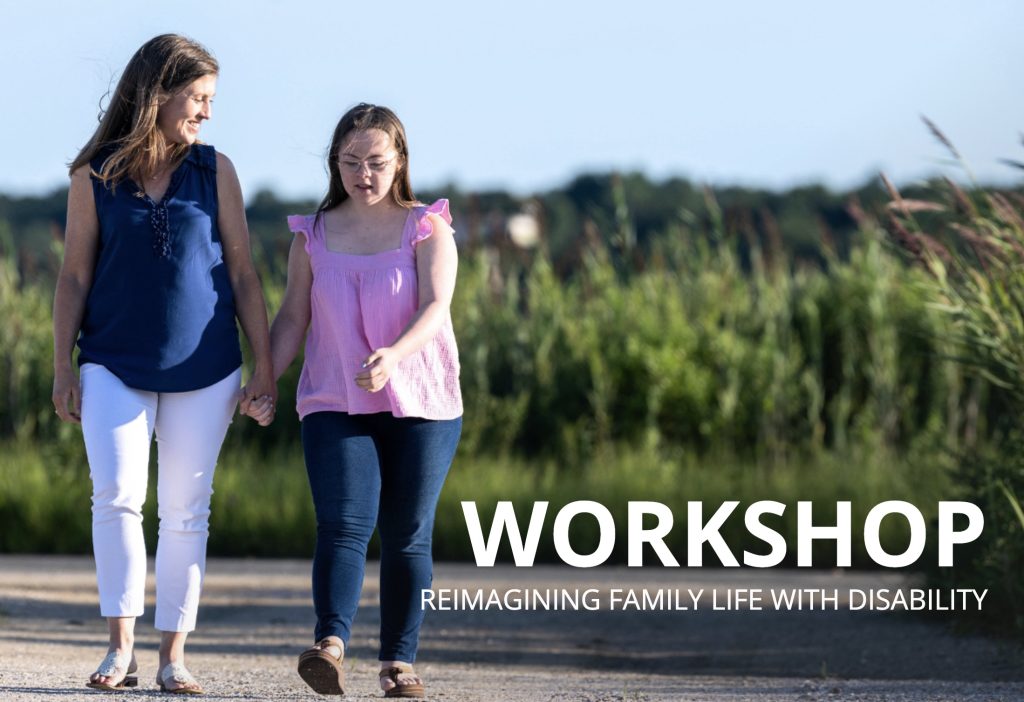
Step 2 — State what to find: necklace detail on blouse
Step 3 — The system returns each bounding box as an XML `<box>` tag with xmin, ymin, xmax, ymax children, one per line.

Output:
<box><xmin>133</xmin><ymin>189</ymin><xmax>172</xmax><ymax>259</ymax></box>
<box><xmin>133</xmin><ymin>163</ymin><xmax>177</xmax><ymax>259</ymax></box>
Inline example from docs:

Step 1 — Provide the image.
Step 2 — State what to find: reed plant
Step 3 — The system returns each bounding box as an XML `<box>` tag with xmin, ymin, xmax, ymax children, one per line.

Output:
<box><xmin>881</xmin><ymin>121</ymin><xmax>1024</xmax><ymax>634</ymax></box>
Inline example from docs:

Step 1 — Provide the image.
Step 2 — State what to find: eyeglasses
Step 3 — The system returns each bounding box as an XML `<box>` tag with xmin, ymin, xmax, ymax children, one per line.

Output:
<box><xmin>339</xmin><ymin>155</ymin><xmax>398</xmax><ymax>174</ymax></box>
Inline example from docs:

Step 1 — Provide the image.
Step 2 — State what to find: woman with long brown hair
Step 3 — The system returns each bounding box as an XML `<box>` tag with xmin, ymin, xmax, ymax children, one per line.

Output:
<box><xmin>53</xmin><ymin>33</ymin><xmax>275</xmax><ymax>693</ymax></box>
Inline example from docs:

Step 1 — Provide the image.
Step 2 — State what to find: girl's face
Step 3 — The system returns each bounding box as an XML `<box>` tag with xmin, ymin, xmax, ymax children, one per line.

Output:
<box><xmin>156</xmin><ymin>74</ymin><xmax>216</xmax><ymax>146</ymax></box>
<box><xmin>338</xmin><ymin>128</ymin><xmax>401</xmax><ymax>206</ymax></box>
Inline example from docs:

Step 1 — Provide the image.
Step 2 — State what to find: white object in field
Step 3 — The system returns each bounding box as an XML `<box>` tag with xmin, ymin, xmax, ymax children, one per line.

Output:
<box><xmin>507</xmin><ymin>213</ymin><xmax>541</xmax><ymax>248</ymax></box>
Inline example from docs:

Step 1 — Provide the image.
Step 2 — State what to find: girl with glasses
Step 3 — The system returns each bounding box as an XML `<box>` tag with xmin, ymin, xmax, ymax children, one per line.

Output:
<box><xmin>246</xmin><ymin>103</ymin><xmax>462</xmax><ymax>698</ymax></box>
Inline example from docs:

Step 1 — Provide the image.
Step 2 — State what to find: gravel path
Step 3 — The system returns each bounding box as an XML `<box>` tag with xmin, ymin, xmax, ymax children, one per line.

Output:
<box><xmin>0</xmin><ymin>556</ymin><xmax>1021</xmax><ymax>701</ymax></box>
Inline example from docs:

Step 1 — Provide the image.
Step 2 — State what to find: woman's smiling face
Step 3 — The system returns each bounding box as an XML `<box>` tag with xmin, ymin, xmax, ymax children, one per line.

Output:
<box><xmin>156</xmin><ymin>74</ymin><xmax>216</xmax><ymax>146</ymax></box>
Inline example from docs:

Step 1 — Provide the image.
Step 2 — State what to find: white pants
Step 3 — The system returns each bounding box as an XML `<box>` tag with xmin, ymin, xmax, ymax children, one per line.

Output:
<box><xmin>81</xmin><ymin>363</ymin><xmax>240</xmax><ymax>632</ymax></box>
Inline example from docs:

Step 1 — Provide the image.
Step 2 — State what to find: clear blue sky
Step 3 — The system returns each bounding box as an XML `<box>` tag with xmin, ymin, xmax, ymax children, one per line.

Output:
<box><xmin>4</xmin><ymin>1</ymin><xmax>1022</xmax><ymax>200</ymax></box>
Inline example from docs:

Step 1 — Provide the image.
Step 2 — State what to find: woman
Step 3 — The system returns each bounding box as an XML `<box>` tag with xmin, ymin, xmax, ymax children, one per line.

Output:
<box><xmin>247</xmin><ymin>103</ymin><xmax>462</xmax><ymax>697</ymax></box>
<box><xmin>52</xmin><ymin>34</ymin><xmax>275</xmax><ymax>693</ymax></box>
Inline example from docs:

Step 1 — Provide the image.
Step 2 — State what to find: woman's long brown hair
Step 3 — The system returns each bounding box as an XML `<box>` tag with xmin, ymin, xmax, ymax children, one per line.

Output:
<box><xmin>68</xmin><ymin>34</ymin><xmax>218</xmax><ymax>190</ymax></box>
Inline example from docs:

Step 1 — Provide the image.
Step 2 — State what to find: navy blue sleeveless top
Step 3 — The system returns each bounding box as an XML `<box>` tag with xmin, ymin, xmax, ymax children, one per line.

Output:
<box><xmin>77</xmin><ymin>144</ymin><xmax>242</xmax><ymax>392</ymax></box>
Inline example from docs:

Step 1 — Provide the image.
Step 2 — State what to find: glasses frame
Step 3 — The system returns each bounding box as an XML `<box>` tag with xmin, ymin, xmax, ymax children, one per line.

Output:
<box><xmin>339</xmin><ymin>154</ymin><xmax>399</xmax><ymax>174</ymax></box>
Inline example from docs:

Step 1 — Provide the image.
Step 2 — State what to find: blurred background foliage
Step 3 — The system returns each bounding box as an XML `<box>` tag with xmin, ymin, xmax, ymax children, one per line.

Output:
<box><xmin>1</xmin><ymin>159</ymin><xmax>1023</xmax><ymax>635</ymax></box>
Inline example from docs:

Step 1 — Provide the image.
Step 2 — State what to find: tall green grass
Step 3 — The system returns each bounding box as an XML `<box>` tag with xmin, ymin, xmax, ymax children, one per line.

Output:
<box><xmin>450</xmin><ymin>217</ymin><xmax>966</xmax><ymax>462</ymax></box>
<box><xmin>0</xmin><ymin>179</ymin><xmax>983</xmax><ymax>574</ymax></box>
<box><xmin>0</xmin><ymin>439</ymin><xmax>953</xmax><ymax>566</ymax></box>
<box><xmin>1</xmin><ymin>198</ymin><xmax>971</xmax><ymax>461</ymax></box>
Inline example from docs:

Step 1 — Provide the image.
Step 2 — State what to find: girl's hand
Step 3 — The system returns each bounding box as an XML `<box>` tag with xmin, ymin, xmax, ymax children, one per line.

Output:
<box><xmin>355</xmin><ymin>348</ymin><xmax>398</xmax><ymax>393</ymax></box>
<box><xmin>243</xmin><ymin>393</ymin><xmax>276</xmax><ymax>426</ymax></box>
<box><xmin>52</xmin><ymin>366</ymin><xmax>82</xmax><ymax>424</ymax></box>
<box><xmin>239</xmin><ymin>368</ymin><xmax>277</xmax><ymax>416</ymax></box>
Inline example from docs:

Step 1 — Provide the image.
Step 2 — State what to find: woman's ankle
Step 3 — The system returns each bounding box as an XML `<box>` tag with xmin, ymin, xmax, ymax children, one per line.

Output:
<box><xmin>106</xmin><ymin>637</ymin><xmax>134</xmax><ymax>654</ymax></box>
<box><xmin>106</xmin><ymin>616</ymin><xmax>135</xmax><ymax>653</ymax></box>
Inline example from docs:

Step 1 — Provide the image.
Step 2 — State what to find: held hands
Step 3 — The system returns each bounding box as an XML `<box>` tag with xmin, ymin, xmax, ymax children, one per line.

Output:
<box><xmin>244</xmin><ymin>394</ymin><xmax>276</xmax><ymax>426</ymax></box>
<box><xmin>52</xmin><ymin>366</ymin><xmax>82</xmax><ymax>424</ymax></box>
<box><xmin>239</xmin><ymin>368</ymin><xmax>278</xmax><ymax>426</ymax></box>
<box><xmin>355</xmin><ymin>347</ymin><xmax>398</xmax><ymax>393</ymax></box>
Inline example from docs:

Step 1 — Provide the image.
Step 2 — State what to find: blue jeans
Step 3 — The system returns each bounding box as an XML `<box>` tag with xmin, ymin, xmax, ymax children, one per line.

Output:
<box><xmin>301</xmin><ymin>411</ymin><xmax>462</xmax><ymax>662</ymax></box>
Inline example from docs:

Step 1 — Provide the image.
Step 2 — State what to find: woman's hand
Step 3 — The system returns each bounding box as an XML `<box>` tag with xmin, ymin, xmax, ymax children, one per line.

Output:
<box><xmin>355</xmin><ymin>348</ymin><xmax>398</xmax><ymax>393</ymax></box>
<box><xmin>239</xmin><ymin>368</ymin><xmax>277</xmax><ymax>425</ymax></box>
<box><xmin>243</xmin><ymin>393</ymin><xmax>276</xmax><ymax>426</ymax></box>
<box><xmin>52</xmin><ymin>166</ymin><xmax>99</xmax><ymax>427</ymax></box>
<box><xmin>52</xmin><ymin>365</ymin><xmax>82</xmax><ymax>424</ymax></box>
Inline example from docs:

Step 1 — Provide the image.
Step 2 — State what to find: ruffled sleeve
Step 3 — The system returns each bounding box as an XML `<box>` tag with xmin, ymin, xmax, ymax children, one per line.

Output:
<box><xmin>410</xmin><ymin>199</ymin><xmax>453</xmax><ymax>247</ymax></box>
<box><xmin>287</xmin><ymin>214</ymin><xmax>317</xmax><ymax>255</ymax></box>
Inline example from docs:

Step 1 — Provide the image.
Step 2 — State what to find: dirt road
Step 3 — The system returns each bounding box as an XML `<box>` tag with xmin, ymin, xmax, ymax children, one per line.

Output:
<box><xmin>0</xmin><ymin>556</ymin><xmax>1021</xmax><ymax>701</ymax></box>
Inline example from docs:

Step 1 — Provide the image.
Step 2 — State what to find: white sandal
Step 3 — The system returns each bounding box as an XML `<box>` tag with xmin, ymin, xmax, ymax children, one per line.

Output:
<box><xmin>85</xmin><ymin>650</ymin><xmax>138</xmax><ymax>691</ymax></box>
<box><xmin>156</xmin><ymin>662</ymin><xmax>204</xmax><ymax>695</ymax></box>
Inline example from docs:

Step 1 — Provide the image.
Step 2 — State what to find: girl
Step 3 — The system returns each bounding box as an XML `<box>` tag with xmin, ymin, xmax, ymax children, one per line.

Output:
<box><xmin>53</xmin><ymin>33</ymin><xmax>275</xmax><ymax>693</ymax></box>
<box><xmin>247</xmin><ymin>103</ymin><xmax>462</xmax><ymax>697</ymax></box>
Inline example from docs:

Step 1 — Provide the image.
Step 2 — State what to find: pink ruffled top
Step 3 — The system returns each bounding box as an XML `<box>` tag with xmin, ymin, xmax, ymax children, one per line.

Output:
<box><xmin>287</xmin><ymin>199</ymin><xmax>463</xmax><ymax>420</ymax></box>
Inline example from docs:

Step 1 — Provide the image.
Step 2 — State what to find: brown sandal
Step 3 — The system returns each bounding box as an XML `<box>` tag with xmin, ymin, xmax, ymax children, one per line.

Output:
<box><xmin>379</xmin><ymin>664</ymin><xmax>425</xmax><ymax>698</ymax></box>
<box><xmin>297</xmin><ymin>639</ymin><xmax>345</xmax><ymax>695</ymax></box>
